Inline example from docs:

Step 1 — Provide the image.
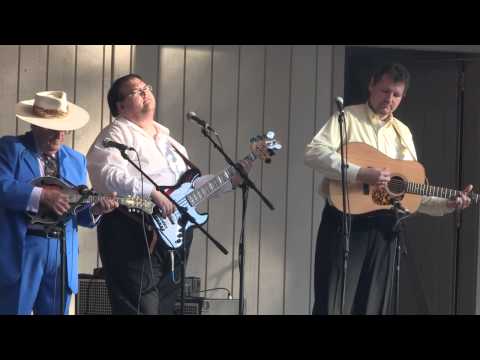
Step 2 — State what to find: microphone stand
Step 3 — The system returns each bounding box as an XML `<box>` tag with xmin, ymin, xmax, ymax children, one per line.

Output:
<box><xmin>116</xmin><ymin>148</ymin><xmax>227</xmax><ymax>315</ymax></box>
<box><xmin>198</xmin><ymin>126</ymin><xmax>274</xmax><ymax>315</ymax></box>
<box><xmin>49</xmin><ymin>184</ymin><xmax>92</xmax><ymax>315</ymax></box>
<box><xmin>337</xmin><ymin>107</ymin><xmax>350</xmax><ymax>315</ymax></box>
<box><xmin>390</xmin><ymin>199</ymin><xmax>409</xmax><ymax>314</ymax></box>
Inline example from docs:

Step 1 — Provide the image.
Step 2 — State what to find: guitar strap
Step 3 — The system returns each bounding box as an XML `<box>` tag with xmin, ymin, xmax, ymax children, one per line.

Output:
<box><xmin>169</xmin><ymin>142</ymin><xmax>202</xmax><ymax>174</ymax></box>
<box><xmin>391</xmin><ymin>119</ymin><xmax>430</xmax><ymax>185</ymax></box>
<box><xmin>390</xmin><ymin>119</ymin><xmax>417</xmax><ymax>161</ymax></box>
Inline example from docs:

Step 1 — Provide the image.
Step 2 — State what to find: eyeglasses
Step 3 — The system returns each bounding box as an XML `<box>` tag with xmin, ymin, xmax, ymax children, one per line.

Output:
<box><xmin>123</xmin><ymin>84</ymin><xmax>153</xmax><ymax>99</ymax></box>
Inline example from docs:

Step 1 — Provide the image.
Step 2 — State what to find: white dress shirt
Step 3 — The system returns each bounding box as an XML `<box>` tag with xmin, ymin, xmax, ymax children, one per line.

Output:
<box><xmin>87</xmin><ymin>117</ymin><xmax>232</xmax><ymax>199</ymax></box>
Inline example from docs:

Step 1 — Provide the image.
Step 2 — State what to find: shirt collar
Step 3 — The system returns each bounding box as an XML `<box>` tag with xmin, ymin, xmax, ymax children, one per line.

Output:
<box><xmin>116</xmin><ymin>116</ymin><xmax>171</xmax><ymax>138</ymax></box>
<box><xmin>364</xmin><ymin>102</ymin><xmax>394</xmax><ymax>129</ymax></box>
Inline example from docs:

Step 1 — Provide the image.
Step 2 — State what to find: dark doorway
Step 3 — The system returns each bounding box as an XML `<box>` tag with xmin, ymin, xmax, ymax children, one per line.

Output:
<box><xmin>344</xmin><ymin>46</ymin><xmax>480</xmax><ymax>314</ymax></box>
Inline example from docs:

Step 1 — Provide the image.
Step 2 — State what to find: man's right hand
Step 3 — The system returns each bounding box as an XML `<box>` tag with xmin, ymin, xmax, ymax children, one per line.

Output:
<box><xmin>151</xmin><ymin>190</ymin><xmax>176</xmax><ymax>218</ymax></box>
<box><xmin>40</xmin><ymin>187</ymin><xmax>71</xmax><ymax>216</ymax></box>
<box><xmin>356</xmin><ymin>167</ymin><xmax>391</xmax><ymax>186</ymax></box>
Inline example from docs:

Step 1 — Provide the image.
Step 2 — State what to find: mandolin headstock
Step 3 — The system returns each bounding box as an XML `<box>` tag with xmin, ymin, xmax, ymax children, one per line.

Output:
<box><xmin>120</xmin><ymin>195</ymin><xmax>155</xmax><ymax>215</ymax></box>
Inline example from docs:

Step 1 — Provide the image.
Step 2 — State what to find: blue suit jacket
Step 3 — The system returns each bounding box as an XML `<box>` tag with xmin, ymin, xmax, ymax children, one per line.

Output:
<box><xmin>0</xmin><ymin>132</ymin><xmax>95</xmax><ymax>294</ymax></box>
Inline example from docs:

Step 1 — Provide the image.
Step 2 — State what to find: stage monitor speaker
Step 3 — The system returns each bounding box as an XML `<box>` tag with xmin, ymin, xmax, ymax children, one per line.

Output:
<box><xmin>174</xmin><ymin>297</ymin><xmax>203</xmax><ymax>315</ymax></box>
<box><xmin>76</xmin><ymin>272</ymin><xmax>202</xmax><ymax>315</ymax></box>
<box><xmin>174</xmin><ymin>298</ymin><xmax>240</xmax><ymax>315</ymax></box>
<box><xmin>76</xmin><ymin>274</ymin><xmax>112</xmax><ymax>315</ymax></box>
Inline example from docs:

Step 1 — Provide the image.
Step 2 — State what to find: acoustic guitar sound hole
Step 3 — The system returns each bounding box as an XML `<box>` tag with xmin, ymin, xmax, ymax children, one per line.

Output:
<box><xmin>387</xmin><ymin>176</ymin><xmax>406</xmax><ymax>196</ymax></box>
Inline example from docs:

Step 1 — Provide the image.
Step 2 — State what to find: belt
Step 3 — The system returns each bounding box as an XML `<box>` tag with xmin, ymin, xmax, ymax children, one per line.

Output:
<box><xmin>26</xmin><ymin>228</ymin><xmax>63</xmax><ymax>238</ymax></box>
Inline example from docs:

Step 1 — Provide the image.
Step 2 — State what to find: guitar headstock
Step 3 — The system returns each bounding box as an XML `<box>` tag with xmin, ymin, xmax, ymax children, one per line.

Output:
<box><xmin>249</xmin><ymin>131</ymin><xmax>282</xmax><ymax>164</ymax></box>
<box><xmin>121</xmin><ymin>195</ymin><xmax>155</xmax><ymax>215</ymax></box>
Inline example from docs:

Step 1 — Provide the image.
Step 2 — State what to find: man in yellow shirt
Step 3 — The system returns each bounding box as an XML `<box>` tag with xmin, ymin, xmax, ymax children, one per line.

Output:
<box><xmin>305</xmin><ymin>63</ymin><xmax>473</xmax><ymax>314</ymax></box>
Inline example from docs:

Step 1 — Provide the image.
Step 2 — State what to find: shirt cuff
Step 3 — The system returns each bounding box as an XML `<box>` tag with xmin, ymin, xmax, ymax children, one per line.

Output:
<box><xmin>142</xmin><ymin>182</ymin><xmax>155</xmax><ymax>199</ymax></box>
<box><xmin>347</xmin><ymin>163</ymin><xmax>361</xmax><ymax>184</ymax></box>
<box><xmin>26</xmin><ymin>187</ymin><xmax>43</xmax><ymax>213</ymax></box>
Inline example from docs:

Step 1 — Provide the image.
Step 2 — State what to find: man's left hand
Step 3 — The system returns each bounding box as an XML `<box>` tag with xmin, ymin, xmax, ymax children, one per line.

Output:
<box><xmin>447</xmin><ymin>184</ymin><xmax>474</xmax><ymax>210</ymax></box>
<box><xmin>91</xmin><ymin>192</ymin><xmax>119</xmax><ymax>216</ymax></box>
<box><xmin>231</xmin><ymin>159</ymin><xmax>253</xmax><ymax>188</ymax></box>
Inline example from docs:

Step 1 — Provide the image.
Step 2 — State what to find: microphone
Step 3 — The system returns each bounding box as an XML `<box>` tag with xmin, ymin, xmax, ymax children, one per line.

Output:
<box><xmin>102</xmin><ymin>138</ymin><xmax>134</xmax><ymax>152</ymax></box>
<box><xmin>335</xmin><ymin>96</ymin><xmax>344</xmax><ymax>113</ymax></box>
<box><xmin>186</xmin><ymin>112</ymin><xmax>216</xmax><ymax>133</ymax></box>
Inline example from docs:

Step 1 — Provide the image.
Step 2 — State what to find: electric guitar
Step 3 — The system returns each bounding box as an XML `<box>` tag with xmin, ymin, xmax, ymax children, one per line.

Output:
<box><xmin>27</xmin><ymin>176</ymin><xmax>154</xmax><ymax>225</ymax></box>
<box><xmin>329</xmin><ymin>142</ymin><xmax>479</xmax><ymax>215</ymax></box>
<box><xmin>142</xmin><ymin>131</ymin><xmax>282</xmax><ymax>250</ymax></box>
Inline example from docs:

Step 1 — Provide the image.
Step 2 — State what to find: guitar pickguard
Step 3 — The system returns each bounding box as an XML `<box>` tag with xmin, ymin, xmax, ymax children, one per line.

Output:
<box><xmin>371</xmin><ymin>187</ymin><xmax>404</xmax><ymax>206</ymax></box>
<box><xmin>150</xmin><ymin>180</ymin><xmax>209</xmax><ymax>250</ymax></box>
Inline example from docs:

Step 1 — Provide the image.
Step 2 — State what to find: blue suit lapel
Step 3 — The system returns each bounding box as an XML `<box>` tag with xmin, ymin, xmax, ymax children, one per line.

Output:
<box><xmin>58</xmin><ymin>146</ymin><xmax>79</xmax><ymax>185</ymax></box>
<box><xmin>58</xmin><ymin>146</ymin><xmax>70</xmax><ymax>181</ymax></box>
<box><xmin>20</xmin><ymin>132</ymin><xmax>41</xmax><ymax>178</ymax></box>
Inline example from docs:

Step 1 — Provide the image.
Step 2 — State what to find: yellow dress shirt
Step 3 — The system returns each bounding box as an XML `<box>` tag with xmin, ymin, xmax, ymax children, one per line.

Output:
<box><xmin>304</xmin><ymin>103</ymin><xmax>452</xmax><ymax>216</ymax></box>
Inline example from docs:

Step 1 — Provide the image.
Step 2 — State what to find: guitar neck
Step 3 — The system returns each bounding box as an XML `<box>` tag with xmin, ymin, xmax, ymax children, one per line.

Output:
<box><xmin>68</xmin><ymin>194</ymin><xmax>145</xmax><ymax>208</ymax></box>
<box><xmin>406</xmin><ymin>182</ymin><xmax>480</xmax><ymax>204</ymax></box>
<box><xmin>187</xmin><ymin>152</ymin><xmax>257</xmax><ymax>207</ymax></box>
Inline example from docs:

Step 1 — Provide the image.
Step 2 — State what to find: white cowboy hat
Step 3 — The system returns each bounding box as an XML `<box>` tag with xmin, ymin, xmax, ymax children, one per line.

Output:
<box><xmin>16</xmin><ymin>90</ymin><xmax>89</xmax><ymax>131</ymax></box>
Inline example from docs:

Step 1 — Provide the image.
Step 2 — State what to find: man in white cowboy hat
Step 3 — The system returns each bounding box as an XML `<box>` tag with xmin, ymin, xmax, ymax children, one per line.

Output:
<box><xmin>0</xmin><ymin>90</ymin><xmax>119</xmax><ymax>315</ymax></box>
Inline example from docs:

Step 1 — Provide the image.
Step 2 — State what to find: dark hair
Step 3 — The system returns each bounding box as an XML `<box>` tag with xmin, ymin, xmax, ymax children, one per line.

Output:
<box><xmin>371</xmin><ymin>63</ymin><xmax>410</xmax><ymax>96</ymax></box>
<box><xmin>107</xmin><ymin>73</ymin><xmax>145</xmax><ymax>117</ymax></box>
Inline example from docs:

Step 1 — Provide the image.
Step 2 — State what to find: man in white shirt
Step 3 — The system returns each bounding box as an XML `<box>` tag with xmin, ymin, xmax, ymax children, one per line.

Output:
<box><xmin>87</xmin><ymin>74</ymin><xmax>250</xmax><ymax>314</ymax></box>
<box><xmin>304</xmin><ymin>63</ymin><xmax>473</xmax><ymax>315</ymax></box>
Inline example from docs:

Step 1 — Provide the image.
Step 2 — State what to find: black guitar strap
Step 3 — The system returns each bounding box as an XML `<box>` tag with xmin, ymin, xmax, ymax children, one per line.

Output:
<box><xmin>169</xmin><ymin>142</ymin><xmax>202</xmax><ymax>175</ymax></box>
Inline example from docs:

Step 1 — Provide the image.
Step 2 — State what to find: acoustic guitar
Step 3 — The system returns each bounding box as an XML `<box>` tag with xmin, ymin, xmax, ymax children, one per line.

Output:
<box><xmin>329</xmin><ymin>142</ymin><xmax>479</xmax><ymax>215</ymax></box>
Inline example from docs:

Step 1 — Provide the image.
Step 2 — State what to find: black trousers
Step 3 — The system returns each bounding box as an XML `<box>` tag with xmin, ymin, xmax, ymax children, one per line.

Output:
<box><xmin>97</xmin><ymin>210</ymin><xmax>193</xmax><ymax>315</ymax></box>
<box><xmin>312</xmin><ymin>204</ymin><xmax>398</xmax><ymax>315</ymax></box>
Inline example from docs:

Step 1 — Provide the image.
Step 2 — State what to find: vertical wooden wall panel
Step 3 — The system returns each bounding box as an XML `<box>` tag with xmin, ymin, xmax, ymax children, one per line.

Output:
<box><xmin>284</xmin><ymin>45</ymin><xmax>317</xmax><ymax>314</ymax></box>
<box><xmin>0</xmin><ymin>46</ymin><xmax>19</xmax><ymax>137</ymax></box>
<box><xmin>157</xmin><ymin>45</ymin><xmax>185</xmax><ymax>140</ymax></box>
<box><xmin>205</xmin><ymin>45</ymin><xmax>239</xmax><ymax>299</ymax></box>
<box><xmin>17</xmin><ymin>45</ymin><xmax>47</xmax><ymax>135</ymax></box>
<box><xmin>258</xmin><ymin>45</ymin><xmax>291</xmax><ymax>314</ymax></box>
<box><xmin>47</xmin><ymin>45</ymin><xmax>76</xmax><ymax>147</ymax></box>
<box><xmin>183</xmin><ymin>45</ymin><xmax>213</xmax><ymax>288</ymax></box>
<box><xmin>232</xmin><ymin>45</ymin><xmax>265</xmax><ymax>313</ymax></box>
<box><xmin>75</xmin><ymin>45</ymin><xmax>105</xmax><ymax>274</ymax></box>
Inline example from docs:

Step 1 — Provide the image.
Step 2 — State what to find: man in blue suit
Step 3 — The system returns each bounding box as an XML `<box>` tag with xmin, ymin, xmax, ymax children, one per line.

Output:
<box><xmin>0</xmin><ymin>90</ymin><xmax>118</xmax><ymax>315</ymax></box>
